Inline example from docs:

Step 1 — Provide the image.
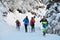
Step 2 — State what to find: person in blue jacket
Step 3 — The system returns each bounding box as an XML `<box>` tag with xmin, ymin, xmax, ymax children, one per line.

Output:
<box><xmin>23</xmin><ymin>16</ymin><xmax>29</xmax><ymax>32</ymax></box>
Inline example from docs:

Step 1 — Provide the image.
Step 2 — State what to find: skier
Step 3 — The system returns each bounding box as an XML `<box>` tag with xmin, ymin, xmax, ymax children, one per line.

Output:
<box><xmin>23</xmin><ymin>16</ymin><xmax>29</xmax><ymax>32</ymax></box>
<box><xmin>30</xmin><ymin>17</ymin><xmax>35</xmax><ymax>32</ymax></box>
<box><xmin>40</xmin><ymin>16</ymin><xmax>48</xmax><ymax>36</ymax></box>
<box><xmin>16</xmin><ymin>20</ymin><xmax>21</xmax><ymax>31</ymax></box>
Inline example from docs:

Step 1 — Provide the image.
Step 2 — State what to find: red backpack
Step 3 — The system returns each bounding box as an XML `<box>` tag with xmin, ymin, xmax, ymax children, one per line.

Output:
<box><xmin>16</xmin><ymin>20</ymin><xmax>20</xmax><ymax>25</ymax></box>
<box><xmin>30</xmin><ymin>18</ymin><xmax>35</xmax><ymax>24</ymax></box>
<box><xmin>16</xmin><ymin>21</ymin><xmax>20</xmax><ymax>25</ymax></box>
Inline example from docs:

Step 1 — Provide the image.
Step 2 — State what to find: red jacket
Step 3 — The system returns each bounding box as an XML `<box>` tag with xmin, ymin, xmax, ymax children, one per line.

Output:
<box><xmin>30</xmin><ymin>18</ymin><xmax>35</xmax><ymax>24</ymax></box>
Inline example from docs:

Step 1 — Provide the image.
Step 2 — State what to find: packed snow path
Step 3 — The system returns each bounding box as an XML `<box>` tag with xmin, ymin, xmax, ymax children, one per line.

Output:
<box><xmin>0</xmin><ymin>22</ymin><xmax>60</xmax><ymax>40</ymax></box>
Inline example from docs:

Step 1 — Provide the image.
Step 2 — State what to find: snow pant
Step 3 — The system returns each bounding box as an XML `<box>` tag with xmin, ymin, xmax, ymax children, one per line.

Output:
<box><xmin>42</xmin><ymin>28</ymin><xmax>46</xmax><ymax>36</ymax></box>
<box><xmin>16</xmin><ymin>25</ymin><xmax>20</xmax><ymax>30</ymax></box>
<box><xmin>30</xmin><ymin>23</ymin><xmax>35</xmax><ymax>32</ymax></box>
<box><xmin>42</xmin><ymin>24</ymin><xmax>47</xmax><ymax>36</ymax></box>
<box><xmin>24</xmin><ymin>24</ymin><xmax>28</xmax><ymax>32</ymax></box>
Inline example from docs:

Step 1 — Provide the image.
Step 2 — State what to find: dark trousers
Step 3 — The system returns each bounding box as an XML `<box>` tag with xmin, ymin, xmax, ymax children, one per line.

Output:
<box><xmin>24</xmin><ymin>24</ymin><xmax>28</xmax><ymax>32</ymax></box>
<box><xmin>31</xmin><ymin>23</ymin><xmax>35</xmax><ymax>32</ymax></box>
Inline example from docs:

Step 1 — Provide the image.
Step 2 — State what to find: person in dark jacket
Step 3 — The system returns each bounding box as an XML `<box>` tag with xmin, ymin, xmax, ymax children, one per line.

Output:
<box><xmin>16</xmin><ymin>20</ymin><xmax>21</xmax><ymax>31</ymax></box>
<box><xmin>40</xmin><ymin>16</ymin><xmax>48</xmax><ymax>36</ymax></box>
<box><xmin>30</xmin><ymin>17</ymin><xmax>35</xmax><ymax>32</ymax></box>
<box><xmin>23</xmin><ymin>16</ymin><xmax>29</xmax><ymax>32</ymax></box>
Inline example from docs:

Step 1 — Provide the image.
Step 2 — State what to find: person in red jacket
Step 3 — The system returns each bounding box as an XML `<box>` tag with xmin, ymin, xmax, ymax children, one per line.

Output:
<box><xmin>30</xmin><ymin>17</ymin><xmax>35</xmax><ymax>32</ymax></box>
<box><xmin>16</xmin><ymin>20</ymin><xmax>21</xmax><ymax>31</ymax></box>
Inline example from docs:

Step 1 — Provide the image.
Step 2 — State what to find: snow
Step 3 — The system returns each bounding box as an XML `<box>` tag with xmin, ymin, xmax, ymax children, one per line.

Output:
<box><xmin>0</xmin><ymin>0</ymin><xmax>60</xmax><ymax>40</ymax></box>
<box><xmin>57</xmin><ymin>6</ymin><xmax>60</xmax><ymax>11</ymax></box>
<box><xmin>56</xmin><ymin>13</ymin><xmax>60</xmax><ymax>19</ymax></box>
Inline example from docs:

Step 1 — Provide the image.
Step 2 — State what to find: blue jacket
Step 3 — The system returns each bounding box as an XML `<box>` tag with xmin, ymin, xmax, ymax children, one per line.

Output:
<box><xmin>23</xmin><ymin>18</ymin><xmax>29</xmax><ymax>25</ymax></box>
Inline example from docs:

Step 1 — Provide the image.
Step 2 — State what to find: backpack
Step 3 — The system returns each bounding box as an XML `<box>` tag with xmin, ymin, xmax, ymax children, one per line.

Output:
<box><xmin>30</xmin><ymin>18</ymin><xmax>35</xmax><ymax>24</ymax></box>
<box><xmin>16</xmin><ymin>20</ymin><xmax>20</xmax><ymax>25</ymax></box>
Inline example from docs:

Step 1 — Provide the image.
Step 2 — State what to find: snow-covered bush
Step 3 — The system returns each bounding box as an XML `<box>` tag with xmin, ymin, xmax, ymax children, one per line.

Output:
<box><xmin>46</xmin><ymin>2</ymin><xmax>60</xmax><ymax>35</ymax></box>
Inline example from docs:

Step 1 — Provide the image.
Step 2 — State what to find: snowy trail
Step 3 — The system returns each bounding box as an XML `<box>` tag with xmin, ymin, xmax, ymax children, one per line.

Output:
<box><xmin>0</xmin><ymin>22</ymin><xmax>60</xmax><ymax>40</ymax></box>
